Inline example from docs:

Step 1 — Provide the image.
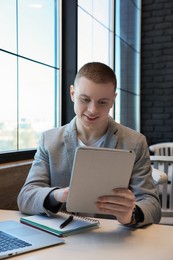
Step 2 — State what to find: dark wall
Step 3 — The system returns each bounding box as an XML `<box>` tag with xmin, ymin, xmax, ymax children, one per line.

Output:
<box><xmin>141</xmin><ymin>0</ymin><xmax>173</xmax><ymax>146</ymax></box>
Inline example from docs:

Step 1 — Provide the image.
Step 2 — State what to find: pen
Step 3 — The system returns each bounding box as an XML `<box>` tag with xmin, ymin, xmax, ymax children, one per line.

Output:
<box><xmin>60</xmin><ymin>215</ymin><xmax>74</xmax><ymax>229</ymax></box>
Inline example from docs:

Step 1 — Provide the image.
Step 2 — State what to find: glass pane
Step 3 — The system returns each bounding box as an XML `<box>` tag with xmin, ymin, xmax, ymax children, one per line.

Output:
<box><xmin>0</xmin><ymin>1</ymin><xmax>60</xmax><ymax>152</ymax></box>
<box><xmin>0</xmin><ymin>0</ymin><xmax>16</xmax><ymax>52</ymax></box>
<box><xmin>0</xmin><ymin>52</ymin><xmax>17</xmax><ymax>151</ymax></box>
<box><xmin>119</xmin><ymin>0</ymin><xmax>140</xmax><ymax>52</ymax></box>
<box><xmin>78</xmin><ymin>0</ymin><xmax>113</xmax><ymax>30</ymax></box>
<box><xmin>18</xmin><ymin>0</ymin><xmax>56</xmax><ymax>66</ymax></box>
<box><xmin>78</xmin><ymin>0</ymin><xmax>92</xmax><ymax>14</ymax></box>
<box><xmin>18</xmin><ymin>59</ymin><xmax>55</xmax><ymax>149</ymax></box>
<box><xmin>78</xmin><ymin>0</ymin><xmax>114</xmax><ymax>69</ymax></box>
<box><xmin>93</xmin><ymin>0</ymin><xmax>113</xmax><ymax>29</ymax></box>
<box><xmin>78</xmin><ymin>8</ymin><xmax>93</xmax><ymax>69</ymax></box>
<box><xmin>115</xmin><ymin>0</ymin><xmax>141</xmax><ymax>131</ymax></box>
<box><xmin>93</xmin><ymin>19</ymin><xmax>111</xmax><ymax>65</ymax></box>
<box><xmin>120</xmin><ymin>41</ymin><xmax>140</xmax><ymax>95</ymax></box>
<box><xmin>120</xmin><ymin>92</ymin><xmax>140</xmax><ymax>130</ymax></box>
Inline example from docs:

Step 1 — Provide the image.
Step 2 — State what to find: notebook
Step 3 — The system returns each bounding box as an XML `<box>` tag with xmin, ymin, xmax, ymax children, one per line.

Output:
<box><xmin>0</xmin><ymin>220</ymin><xmax>64</xmax><ymax>259</ymax></box>
<box><xmin>67</xmin><ymin>146</ymin><xmax>136</xmax><ymax>214</ymax></box>
<box><xmin>20</xmin><ymin>211</ymin><xmax>99</xmax><ymax>237</ymax></box>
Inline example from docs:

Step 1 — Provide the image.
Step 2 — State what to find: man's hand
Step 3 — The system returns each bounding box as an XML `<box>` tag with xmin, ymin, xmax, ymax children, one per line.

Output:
<box><xmin>53</xmin><ymin>187</ymin><xmax>69</xmax><ymax>203</ymax></box>
<box><xmin>96</xmin><ymin>188</ymin><xmax>135</xmax><ymax>225</ymax></box>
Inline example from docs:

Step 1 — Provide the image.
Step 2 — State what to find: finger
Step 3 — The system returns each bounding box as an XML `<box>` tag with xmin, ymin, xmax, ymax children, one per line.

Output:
<box><xmin>96</xmin><ymin>201</ymin><xmax>130</xmax><ymax>211</ymax></box>
<box><xmin>112</xmin><ymin>188</ymin><xmax>135</xmax><ymax>198</ymax></box>
<box><xmin>96</xmin><ymin>198</ymin><xmax>135</xmax><ymax>210</ymax></box>
<box><xmin>98</xmin><ymin>189</ymin><xmax>135</xmax><ymax>201</ymax></box>
<box><xmin>96</xmin><ymin>202</ymin><xmax>134</xmax><ymax>223</ymax></box>
<box><xmin>97</xmin><ymin>193</ymin><xmax>135</xmax><ymax>206</ymax></box>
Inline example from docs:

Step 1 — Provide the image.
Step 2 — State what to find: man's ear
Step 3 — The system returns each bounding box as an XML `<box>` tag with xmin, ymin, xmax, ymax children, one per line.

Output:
<box><xmin>110</xmin><ymin>93</ymin><xmax>117</xmax><ymax>108</ymax></box>
<box><xmin>70</xmin><ymin>85</ymin><xmax>75</xmax><ymax>102</ymax></box>
<box><xmin>114</xmin><ymin>93</ymin><xmax>117</xmax><ymax>101</ymax></box>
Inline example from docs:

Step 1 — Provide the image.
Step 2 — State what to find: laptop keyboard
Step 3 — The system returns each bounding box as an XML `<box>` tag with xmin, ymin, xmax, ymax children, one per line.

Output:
<box><xmin>0</xmin><ymin>231</ymin><xmax>32</xmax><ymax>252</ymax></box>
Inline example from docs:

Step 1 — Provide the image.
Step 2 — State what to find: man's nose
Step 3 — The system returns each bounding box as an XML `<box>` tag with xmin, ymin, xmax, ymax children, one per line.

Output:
<box><xmin>88</xmin><ymin>102</ymin><xmax>98</xmax><ymax>114</ymax></box>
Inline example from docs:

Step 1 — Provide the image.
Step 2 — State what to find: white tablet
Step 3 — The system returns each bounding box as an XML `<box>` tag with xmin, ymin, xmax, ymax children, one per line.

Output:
<box><xmin>66</xmin><ymin>146</ymin><xmax>136</xmax><ymax>215</ymax></box>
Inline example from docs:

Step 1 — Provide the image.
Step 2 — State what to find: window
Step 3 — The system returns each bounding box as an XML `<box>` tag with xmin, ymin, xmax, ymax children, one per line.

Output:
<box><xmin>77</xmin><ymin>0</ymin><xmax>141</xmax><ymax>131</ymax></box>
<box><xmin>78</xmin><ymin>0</ymin><xmax>114</xmax><ymax>69</ymax></box>
<box><xmin>77</xmin><ymin>0</ymin><xmax>114</xmax><ymax>116</ymax></box>
<box><xmin>114</xmin><ymin>0</ymin><xmax>141</xmax><ymax>131</ymax></box>
<box><xmin>0</xmin><ymin>0</ymin><xmax>141</xmax><ymax>158</ymax></box>
<box><xmin>0</xmin><ymin>0</ymin><xmax>60</xmax><ymax>152</ymax></box>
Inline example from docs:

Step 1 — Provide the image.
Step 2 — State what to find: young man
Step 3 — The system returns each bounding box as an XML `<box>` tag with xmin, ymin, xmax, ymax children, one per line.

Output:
<box><xmin>17</xmin><ymin>62</ymin><xmax>161</xmax><ymax>227</ymax></box>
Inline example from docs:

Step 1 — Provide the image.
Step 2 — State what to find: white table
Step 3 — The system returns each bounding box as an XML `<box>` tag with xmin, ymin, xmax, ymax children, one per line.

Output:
<box><xmin>0</xmin><ymin>210</ymin><xmax>173</xmax><ymax>260</ymax></box>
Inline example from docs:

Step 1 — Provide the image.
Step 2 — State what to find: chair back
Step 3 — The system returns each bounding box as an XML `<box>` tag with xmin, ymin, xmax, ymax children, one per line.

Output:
<box><xmin>149</xmin><ymin>142</ymin><xmax>173</xmax><ymax>156</ymax></box>
<box><xmin>150</xmin><ymin>155</ymin><xmax>173</xmax><ymax>217</ymax></box>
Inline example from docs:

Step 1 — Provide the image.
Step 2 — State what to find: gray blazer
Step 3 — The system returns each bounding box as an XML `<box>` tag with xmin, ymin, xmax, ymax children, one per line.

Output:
<box><xmin>17</xmin><ymin>116</ymin><xmax>161</xmax><ymax>226</ymax></box>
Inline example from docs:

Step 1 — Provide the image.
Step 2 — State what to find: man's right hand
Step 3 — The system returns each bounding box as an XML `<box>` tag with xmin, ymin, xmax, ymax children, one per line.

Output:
<box><xmin>53</xmin><ymin>187</ymin><xmax>69</xmax><ymax>203</ymax></box>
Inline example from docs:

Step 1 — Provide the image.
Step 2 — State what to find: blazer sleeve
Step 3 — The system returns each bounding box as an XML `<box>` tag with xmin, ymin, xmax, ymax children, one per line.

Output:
<box><xmin>17</xmin><ymin>132</ymin><xmax>61</xmax><ymax>215</ymax></box>
<box><xmin>129</xmin><ymin>134</ymin><xmax>161</xmax><ymax>226</ymax></box>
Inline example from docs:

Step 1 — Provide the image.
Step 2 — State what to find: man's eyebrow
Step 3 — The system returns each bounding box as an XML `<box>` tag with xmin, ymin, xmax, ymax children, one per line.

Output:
<box><xmin>79</xmin><ymin>94</ymin><xmax>111</xmax><ymax>101</ymax></box>
<box><xmin>98</xmin><ymin>98</ymin><xmax>111</xmax><ymax>102</ymax></box>
<box><xmin>80</xmin><ymin>94</ymin><xmax>110</xmax><ymax>101</ymax></box>
<box><xmin>79</xmin><ymin>94</ymin><xmax>89</xmax><ymax>97</ymax></box>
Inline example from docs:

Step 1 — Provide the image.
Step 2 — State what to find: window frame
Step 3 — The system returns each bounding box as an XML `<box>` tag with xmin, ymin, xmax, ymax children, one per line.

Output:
<box><xmin>0</xmin><ymin>0</ymin><xmax>77</xmax><ymax>163</ymax></box>
<box><xmin>0</xmin><ymin>0</ymin><xmax>141</xmax><ymax>163</ymax></box>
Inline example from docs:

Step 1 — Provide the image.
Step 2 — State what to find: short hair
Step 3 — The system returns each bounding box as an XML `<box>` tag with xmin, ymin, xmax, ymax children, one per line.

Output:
<box><xmin>74</xmin><ymin>62</ymin><xmax>117</xmax><ymax>91</ymax></box>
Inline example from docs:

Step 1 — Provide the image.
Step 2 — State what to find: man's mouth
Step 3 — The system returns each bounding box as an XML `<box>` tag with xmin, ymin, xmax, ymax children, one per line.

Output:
<box><xmin>84</xmin><ymin>114</ymin><xmax>99</xmax><ymax>121</ymax></box>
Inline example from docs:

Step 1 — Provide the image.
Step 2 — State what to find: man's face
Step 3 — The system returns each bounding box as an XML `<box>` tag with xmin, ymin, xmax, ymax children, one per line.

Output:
<box><xmin>70</xmin><ymin>77</ymin><xmax>116</xmax><ymax>130</ymax></box>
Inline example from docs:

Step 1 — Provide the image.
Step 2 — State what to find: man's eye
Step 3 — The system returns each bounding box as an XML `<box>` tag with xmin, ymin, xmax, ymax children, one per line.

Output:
<box><xmin>99</xmin><ymin>100</ymin><xmax>108</xmax><ymax>105</ymax></box>
<box><xmin>81</xmin><ymin>98</ymin><xmax>90</xmax><ymax>103</ymax></box>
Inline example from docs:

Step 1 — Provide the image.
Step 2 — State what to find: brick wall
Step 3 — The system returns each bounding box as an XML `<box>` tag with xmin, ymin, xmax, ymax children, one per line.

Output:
<box><xmin>141</xmin><ymin>0</ymin><xmax>173</xmax><ymax>146</ymax></box>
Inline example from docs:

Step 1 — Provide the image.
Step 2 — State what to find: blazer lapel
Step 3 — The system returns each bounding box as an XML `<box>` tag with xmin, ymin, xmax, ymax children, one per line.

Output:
<box><xmin>104</xmin><ymin>117</ymin><xmax>118</xmax><ymax>149</ymax></box>
<box><xmin>64</xmin><ymin>118</ymin><xmax>78</xmax><ymax>173</ymax></box>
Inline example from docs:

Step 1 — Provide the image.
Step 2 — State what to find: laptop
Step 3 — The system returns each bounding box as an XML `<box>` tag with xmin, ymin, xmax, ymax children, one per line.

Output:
<box><xmin>0</xmin><ymin>220</ymin><xmax>64</xmax><ymax>259</ymax></box>
<box><xmin>67</xmin><ymin>146</ymin><xmax>136</xmax><ymax>214</ymax></box>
